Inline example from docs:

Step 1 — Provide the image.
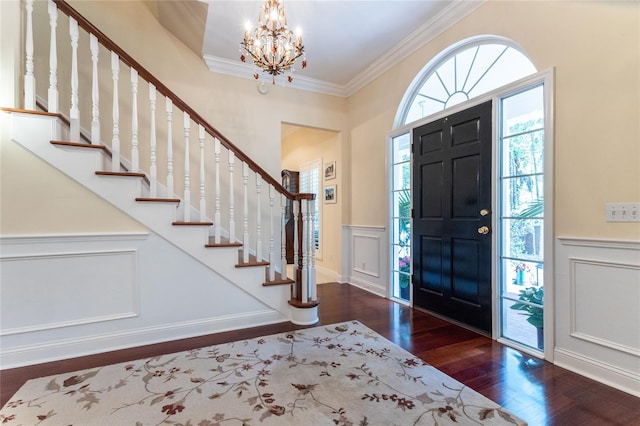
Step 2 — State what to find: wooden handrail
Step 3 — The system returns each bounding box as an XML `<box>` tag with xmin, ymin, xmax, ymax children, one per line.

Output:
<box><xmin>52</xmin><ymin>0</ymin><xmax>314</xmax><ymax>202</ymax></box>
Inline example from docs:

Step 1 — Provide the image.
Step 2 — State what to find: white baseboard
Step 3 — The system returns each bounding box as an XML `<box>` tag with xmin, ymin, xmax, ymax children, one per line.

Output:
<box><xmin>347</xmin><ymin>276</ymin><xmax>386</xmax><ymax>298</ymax></box>
<box><xmin>0</xmin><ymin>310</ymin><xmax>286</xmax><ymax>369</ymax></box>
<box><xmin>554</xmin><ymin>347</ymin><xmax>640</xmax><ymax>397</ymax></box>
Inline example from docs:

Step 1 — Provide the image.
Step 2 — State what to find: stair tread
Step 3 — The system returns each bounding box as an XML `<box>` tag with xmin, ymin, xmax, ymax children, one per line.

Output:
<box><xmin>2</xmin><ymin>107</ymin><xmax>62</xmax><ymax>118</ymax></box>
<box><xmin>136</xmin><ymin>197</ymin><xmax>181</xmax><ymax>203</ymax></box>
<box><xmin>96</xmin><ymin>171</ymin><xmax>146</xmax><ymax>177</ymax></box>
<box><xmin>172</xmin><ymin>221</ymin><xmax>214</xmax><ymax>226</ymax></box>
<box><xmin>288</xmin><ymin>299</ymin><xmax>320</xmax><ymax>308</ymax></box>
<box><xmin>236</xmin><ymin>251</ymin><xmax>269</xmax><ymax>267</ymax></box>
<box><xmin>205</xmin><ymin>236</ymin><xmax>243</xmax><ymax>248</ymax></box>
<box><xmin>51</xmin><ymin>140</ymin><xmax>106</xmax><ymax>150</ymax></box>
<box><xmin>263</xmin><ymin>271</ymin><xmax>294</xmax><ymax>286</ymax></box>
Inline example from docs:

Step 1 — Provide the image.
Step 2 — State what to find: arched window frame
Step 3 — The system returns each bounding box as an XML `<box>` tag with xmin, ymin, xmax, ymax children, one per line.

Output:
<box><xmin>393</xmin><ymin>35</ymin><xmax>536</xmax><ymax>129</ymax></box>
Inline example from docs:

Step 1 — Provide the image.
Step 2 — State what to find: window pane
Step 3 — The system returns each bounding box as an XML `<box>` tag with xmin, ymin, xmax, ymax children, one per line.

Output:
<box><xmin>392</xmin><ymin>162</ymin><xmax>411</xmax><ymax>191</ymax></box>
<box><xmin>502</xmin><ymin>131</ymin><xmax>544</xmax><ymax>177</ymax></box>
<box><xmin>501</xmin><ymin>218</ymin><xmax>544</xmax><ymax>261</ymax></box>
<box><xmin>501</xmin><ymin>297</ymin><xmax>544</xmax><ymax>350</ymax></box>
<box><xmin>501</xmin><ymin>175</ymin><xmax>544</xmax><ymax>217</ymax></box>
<box><xmin>502</xmin><ymin>85</ymin><xmax>544</xmax><ymax>137</ymax></box>
<box><xmin>502</xmin><ymin>258</ymin><xmax>544</xmax><ymax>291</ymax></box>
<box><xmin>392</xmin><ymin>133</ymin><xmax>411</xmax><ymax>164</ymax></box>
<box><xmin>392</xmin><ymin>190</ymin><xmax>411</xmax><ymax>219</ymax></box>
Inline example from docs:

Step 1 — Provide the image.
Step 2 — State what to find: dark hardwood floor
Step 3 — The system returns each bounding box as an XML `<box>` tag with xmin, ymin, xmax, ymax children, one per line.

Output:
<box><xmin>1</xmin><ymin>283</ymin><xmax>638</xmax><ymax>425</ymax></box>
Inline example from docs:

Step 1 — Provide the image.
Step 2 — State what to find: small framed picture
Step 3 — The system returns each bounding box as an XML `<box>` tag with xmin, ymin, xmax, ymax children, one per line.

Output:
<box><xmin>324</xmin><ymin>161</ymin><xmax>336</xmax><ymax>180</ymax></box>
<box><xmin>324</xmin><ymin>184</ymin><xmax>337</xmax><ymax>204</ymax></box>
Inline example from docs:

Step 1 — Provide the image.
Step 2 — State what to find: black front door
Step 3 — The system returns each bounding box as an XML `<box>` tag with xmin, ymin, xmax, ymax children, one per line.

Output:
<box><xmin>412</xmin><ymin>101</ymin><xmax>492</xmax><ymax>333</ymax></box>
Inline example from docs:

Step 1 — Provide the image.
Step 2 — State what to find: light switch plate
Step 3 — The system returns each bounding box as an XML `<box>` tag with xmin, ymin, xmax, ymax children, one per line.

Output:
<box><xmin>605</xmin><ymin>203</ymin><xmax>640</xmax><ymax>222</ymax></box>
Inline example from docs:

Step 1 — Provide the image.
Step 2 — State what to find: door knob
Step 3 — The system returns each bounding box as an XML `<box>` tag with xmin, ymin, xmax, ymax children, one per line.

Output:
<box><xmin>480</xmin><ymin>209</ymin><xmax>490</xmax><ymax>216</ymax></box>
<box><xmin>477</xmin><ymin>225</ymin><xmax>490</xmax><ymax>235</ymax></box>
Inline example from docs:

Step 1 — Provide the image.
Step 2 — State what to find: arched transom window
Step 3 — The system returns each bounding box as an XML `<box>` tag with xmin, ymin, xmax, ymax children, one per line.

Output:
<box><xmin>399</xmin><ymin>37</ymin><xmax>537</xmax><ymax>125</ymax></box>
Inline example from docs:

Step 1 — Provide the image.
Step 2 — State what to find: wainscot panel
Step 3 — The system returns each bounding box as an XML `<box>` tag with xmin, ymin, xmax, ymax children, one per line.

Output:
<box><xmin>555</xmin><ymin>237</ymin><xmax>640</xmax><ymax>397</ymax></box>
<box><xmin>0</xmin><ymin>233</ymin><xmax>284</xmax><ymax>368</ymax></box>
<box><xmin>342</xmin><ymin>225</ymin><xmax>388</xmax><ymax>297</ymax></box>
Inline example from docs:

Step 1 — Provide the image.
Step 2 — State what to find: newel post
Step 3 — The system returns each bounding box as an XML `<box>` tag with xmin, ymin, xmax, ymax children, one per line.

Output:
<box><xmin>288</xmin><ymin>194</ymin><xmax>318</xmax><ymax>326</ymax></box>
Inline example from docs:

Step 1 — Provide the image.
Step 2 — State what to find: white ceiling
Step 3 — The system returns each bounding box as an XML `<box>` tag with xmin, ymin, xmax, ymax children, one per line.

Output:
<box><xmin>162</xmin><ymin>1</ymin><xmax>485</xmax><ymax>97</ymax></box>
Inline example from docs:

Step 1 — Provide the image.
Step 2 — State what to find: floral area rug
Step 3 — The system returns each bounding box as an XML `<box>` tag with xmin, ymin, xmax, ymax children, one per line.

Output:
<box><xmin>0</xmin><ymin>321</ymin><xmax>526</xmax><ymax>425</ymax></box>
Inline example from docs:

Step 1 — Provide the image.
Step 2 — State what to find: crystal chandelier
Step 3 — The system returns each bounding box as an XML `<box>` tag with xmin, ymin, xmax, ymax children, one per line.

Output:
<box><xmin>240</xmin><ymin>0</ymin><xmax>306</xmax><ymax>84</ymax></box>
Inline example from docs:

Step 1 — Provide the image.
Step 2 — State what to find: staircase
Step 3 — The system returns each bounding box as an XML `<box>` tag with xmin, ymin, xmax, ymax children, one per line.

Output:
<box><xmin>0</xmin><ymin>0</ymin><xmax>318</xmax><ymax>366</ymax></box>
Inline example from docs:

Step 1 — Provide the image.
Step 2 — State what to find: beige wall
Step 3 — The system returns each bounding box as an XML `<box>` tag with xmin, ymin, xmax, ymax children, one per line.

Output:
<box><xmin>281</xmin><ymin>125</ymin><xmax>343</xmax><ymax>276</ymax></box>
<box><xmin>348</xmin><ymin>0</ymin><xmax>640</xmax><ymax>240</ymax></box>
<box><xmin>2</xmin><ymin>0</ymin><xmax>638</xmax><ymax>242</ymax></box>
<box><xmin>0</xmin><ymin>118</ymin><xmax>145</xmax><ymax>234</ymax></box>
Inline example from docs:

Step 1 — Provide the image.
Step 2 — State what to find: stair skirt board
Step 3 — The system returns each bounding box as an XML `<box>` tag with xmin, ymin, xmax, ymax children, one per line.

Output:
<box><xmin>6</xmin><ymin>112</ymin><xmax>295</xmax><ymax>325</ymax></box>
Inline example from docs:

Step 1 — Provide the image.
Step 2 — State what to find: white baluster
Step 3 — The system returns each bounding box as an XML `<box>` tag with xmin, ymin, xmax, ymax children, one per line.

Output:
<box><xmin>183</xmin><ymin>112</ymin><xmax>191</xmax><ymax>222</ymax></box>
<box><xmin>242</xmin><ymin>162</ymin><xmax>249</xmax><ymax>263</ymax></box>
<box><xmin>47</xmin><ymin>0</ymin><xmax>58</xmax><ymax>113</ymax></box>
<box><xmin>268</xmin><ymin>185</ymin><xmax>276</xmax><ymax>281</ymax></box>
<box><xmin>130</xmin><ymin>68</ymin><xmax>139</xmax><ymax>172</ymax></box>
<box><xmin>199</xmin><ymin>125</ymin><xmax>206</xmax><ymax>221</ymax></box>
<box><xmin>110</xmin><ymin>52</ymin><xmax>120</xmax><ymax>172</ymax></box>
<box><xmin>301</xmin><ymin>199</ymin><xmax>309</xmax><ymax>304</ymax></box>
<box><xmin>90</xmin><ymin>35</ymin><xmax>100</xmax><ymax>145</ymax></box>
<box><xmin>309</xmin><ymin>199</ymin><xmax>317</xmax><ymax>301</ymax></box>
<box><xmin>228</xmin><ymin>152</ymin><xmax>235</xmax><ymax>243</ymax></box>
<box><xmin>69</xmin><ymin>18</ymin><xmax>79</xmax><ymax>141</ymax></box>
<box><xmin>24</xmin><ymin>0</ymin><xmax>35</xmax><ymax>110</ymax></box>
<box><xmin>256</xmin><ymin>174</ymin><xmax>263</xmax><ymax>262</ymax></box>
<box><xmin>281</xmin><ymin>194</ymin><xmax>287</xmax><ymax>279</ymax></box>
<box><xmin>214</xmin><ymin>138</ymin><xmax>221</xmax><ymax>244</ymax></box>
<box><xmin>149</xmin><ymin>84</ymin><xmax>157</xmax><ymax>197</ymax></box>
<box><xmin>165</xmin><ymin>98</ymin><xmax>173</xmax><ymax>197</ymax></box>
<box><xmin>292</xmin><ymin>199</ymin><xmax>299</xmax><ymax>300</ymax></box>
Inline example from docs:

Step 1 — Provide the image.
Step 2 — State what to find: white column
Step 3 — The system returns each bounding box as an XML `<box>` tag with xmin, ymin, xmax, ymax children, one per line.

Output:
<box><xmin>292</xmin><ymin>199</ymin><xmax>299</xmax><ymax>300</ymax></box>
<box><xmin>183</xmin><ymin>112</ymin><xmax>191</xmax><ymax>222</ymax></box>
<box><xmin>309</xmin><ymin>199</ymin><xmax>317</xmax><ymax>301</ymax></box>
<box><xmin>69</xmin><ymin>17</ymin><xmax>79</xmax><ymax>141</ymax></box>
<box><xmin>199</xmin><ymin>124</ymin><xmax>206</xmax><ymax>221</ymax></box>
<box><xmin>301</xmin><ymin>199</ymin><xmax>309</xmax><ymax>304</ymax></box>
<box><xmin>214</xmin><ymin>138</ymin><xmax>221</xmax><ymax>244</ymax></box>
<box><xmin>47</xmin><ymin>0</ymin><xmax>58</xmax><ymax>113</ymax></box>
<box><xmin>228</xmin><ymin>152</ymin><xmax>236</xmax><ymax>243</ymax></box>
<box><xmin>256</xmin><ymin>174</ymin><xmax>263</xmax><ymax>262</ymax></box>
<box><xmin>149</xmin><ymin>83</ymin><xmax>157</xmax><ymax>197</ymax></box>
<box><xmin>130</xmin><ymin>68</ymin><xmax>139</xmax><ymax>172</ymax></box>
<box><xmin>110</xmin><ymin>52</ymin><xmax>120</xmax><ymax>172</ymax></box>
<box><xmin>165</xmin><ymin>98</ymin><xmax>174</xmax><ymax>197</ymax></box>
<box><xmin>24</xmin><ymin>0</ymin><xmax>35</xmax><ymax>110</ymax></box>
<box><xmin>268</xmin><ymin>185</ymin><xmax>276</xmax><ymax>281</ymax></box>
<box><xmin>242</xmin><ymin>162</ymin><xmax>249</xmax><ymax>263</ymax></box>
<box><xmin>89</xmin><ymin>34</ymin><xmax>100</xmax><ymax>145</ymax></box>
<box><xmin>281</xmin><ymin>194</ymin><xmax>288</xmax><ymax>279</ymax></box>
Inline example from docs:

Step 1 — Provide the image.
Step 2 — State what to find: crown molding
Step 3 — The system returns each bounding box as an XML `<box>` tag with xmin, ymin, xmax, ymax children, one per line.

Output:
<box><xmin>202</xmin><ymin>55</ymin><xmax>346</xmax><ymax>97</ymax></box>
<box><xmin>203</xmin><ymin>0</ymin><xmax>486</xmax><ymax>98</ymax></box>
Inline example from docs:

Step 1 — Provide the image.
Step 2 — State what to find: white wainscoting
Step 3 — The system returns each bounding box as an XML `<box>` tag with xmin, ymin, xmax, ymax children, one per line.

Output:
<box><xmin>555</xmin><ymin>237</ymin><xmax>640</xmax><ymax>396</ymax></box>
<box><xmin>1</xmin><ymin>249</ymin><xmax>139</xmax><ymax>335</ymax></box>
<box><xmin>342</xmin><ymin>225</ymin><xmax>388</xmax><ymax>297</ymax></box>
<box><xmin>0</xmin><ymin>232</ymin><xmax>284</xmax><ymax>368</ymax></box>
